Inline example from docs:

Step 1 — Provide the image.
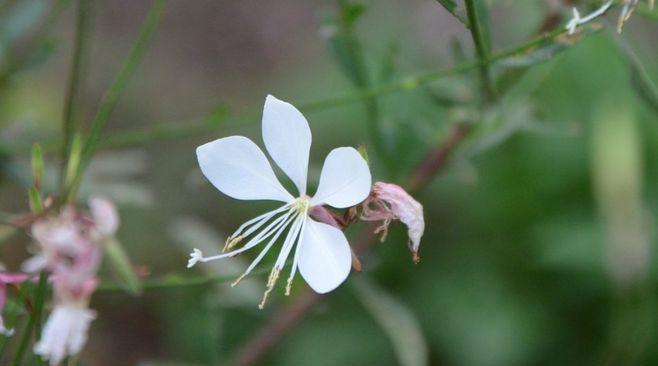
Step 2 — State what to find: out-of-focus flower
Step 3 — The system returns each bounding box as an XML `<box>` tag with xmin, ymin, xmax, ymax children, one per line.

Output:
<box><xmin>89</xmin><ymin>196</ymin><xmax>119</xmax><ymax>237</ymax></box>
<box><xmin>361</xmin><ymin>182</ymin><xmax>425</xmax><ymax>264</ymax></box>
<box><xmin>34</xmin><ymin>304</ymin><xmax>96</xmax><ymax>365</ymax></box>
<box><xmin>0</xmin><ymin>272</ymin><xmax>29</xmax><ymax>336</ymax></box>
<box><xmin>27</xmin><ymin>198</ymin><xmax>119</xmax><ymax>365</ymax></box>
<box><xmin>190</xmin><ymin>95</ymin><xmax>371</xmax><ymax>308</ymax></box>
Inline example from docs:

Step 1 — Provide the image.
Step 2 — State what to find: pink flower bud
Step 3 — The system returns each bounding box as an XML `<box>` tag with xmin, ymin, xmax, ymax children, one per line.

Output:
<box><xmin>362</xmin><ymin>182</ymin><xmax>425</xmax><ymax>263</ymax></box>
<box><xmin>89</xmin><ymin>196</ymin><xmax>119</xmax><ymax>237</ymax></box>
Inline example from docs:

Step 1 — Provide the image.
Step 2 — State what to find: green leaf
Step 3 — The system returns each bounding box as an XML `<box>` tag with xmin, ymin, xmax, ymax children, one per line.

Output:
<box><xmin>433</xmin><ymin>0</ymin><xmax>467</xmax><ymax>25</ymax></box>
<box><xmin>473</xmin><ymin>0</ymin><xmax>491</xmax><ymax>53</ymax></box>
<box><xmin>27</xmin><ymin>187</ymin><xmax>42</xmax><ymax>213</ymax></box>
<box><xmin>435</xmin><ymin>0</ymin><xmax>457</xmax><ymax>13</ymax></box>
<box><xmin>104</xmin><ymin>237</ymin><xmax>142</xmax><ymax>295</ymax></box>
<box><xmin>30</xmin><ymin>143</ymin><xmax>43</xmax><ymax>188</ymax></box>
<box><xmin>609</xmin><ymin>30</ymin><xmax>658</xmax><ymax>114</ymax></box>
<box><xmin>352</xmin><ymin>277</ymin><xmax>429</xmax><ymax>366</ymax></box>
<box><xmin>324</xmin><ymin>1</ymin><xmax>368</xmax><ymax>87</ymax></box>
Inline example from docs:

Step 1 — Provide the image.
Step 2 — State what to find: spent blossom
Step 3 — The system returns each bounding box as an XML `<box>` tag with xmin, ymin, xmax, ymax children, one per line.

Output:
<box><xmin>28</xmin><ymin>197</ymin><xmax>119</xmax><ymax>366</ymax></box>
<box><xmin>189</xmin><ymin>95</ymin><xmax>371</xmax><ymax>308</ymax></box>
<box><xmin>361</xmin><ymin>182</ymin><xmax>425</xmax><ymax>264</ymax></box>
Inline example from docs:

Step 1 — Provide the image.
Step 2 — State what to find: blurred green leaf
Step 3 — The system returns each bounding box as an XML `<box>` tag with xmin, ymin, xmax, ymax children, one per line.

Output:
<box><xmin>435</xmin><ymin>0</ymin><xmax>457</xmax><ymax>13</ymax></box>
<box><xmin>612</xmin><ymin>37</ymin><xmax>658</xmax><ymax>114</ymax></box>
<box><xmin>27</xmin><ymin>186</ymin><xmax>41</xmax><ymax>213</ymax></box>
<box><xmin>472</xmin><ymin>0</ymin><xmax>491</xmax><ymax>54</ymax></box>
<box><xmin>352</xmin><ymin>277</ymin><xmax>428</xmax><ymax>366</ymax></box>
<box><xmin>30</xmin><ymin>143</ymin><xmax>42</xmax><ymax>188</ymax></box>
<box><xmin>104</xmin><ymin>237</ymin><xmax>142</xmax><ymax>295</ymax></box>
<box><xmin>433</xmin><ymin>0</ymin><xmax>467</xmax><ymax>25</ymax></box>
<box><xmin>324</xmin><ymin>0</ymin><xmax>368</xmax><ymax>87</ymax></box>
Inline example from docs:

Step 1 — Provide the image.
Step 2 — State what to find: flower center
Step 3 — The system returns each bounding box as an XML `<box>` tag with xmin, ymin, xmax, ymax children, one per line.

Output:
<box><xmin>292</xmin><ymin>196</ymin><xmax>310</xmax><ymax>216</ymax></box>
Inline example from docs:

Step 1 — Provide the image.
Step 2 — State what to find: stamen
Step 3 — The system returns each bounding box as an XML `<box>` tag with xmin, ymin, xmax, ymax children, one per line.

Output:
<box><xmin>273</xmin><ymin>214</ymin><xmax>304</xmax><ymax>270</ymax></box>
<box><xmin>231</xmin><ymin>212</ymin><xmax>297</xmax><ymax>287</ymax></box>
<box><xmin>187</xmin><ymin>248</ymin><xmax>203</xmax><ymax>268</ymax></box>
<box><xmin>228</xmin><ymin>204</ymin><xmax>290</xmax><ymax>240</ymax></box>
<box><xmin>286</xmin><ymin>217</ymin><xmax>308</xmax><ymax>296</ymax></box>
<box><xmin>259</xmin><ymin>268</ymin><xmax>280</xmax><ymax>309</ymax></box>
<box><xmin>223</xmin><ymin>235</ymin><xmax>243</xmax><ymax>252</ymax></box>
<box><xmin>200</xmin><ymin>208</ymin><xmax>295</xmax><ymax>262</ymax></box>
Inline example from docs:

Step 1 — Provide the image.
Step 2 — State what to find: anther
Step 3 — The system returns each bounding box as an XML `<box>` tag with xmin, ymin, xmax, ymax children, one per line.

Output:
<box><xmin>258</xmin><ymin>268</ymin><xmax>280</xmax><ymax>309</ymax></box>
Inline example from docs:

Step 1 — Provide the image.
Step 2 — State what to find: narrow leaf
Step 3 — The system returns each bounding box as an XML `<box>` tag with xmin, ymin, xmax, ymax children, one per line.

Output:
<box><xmin>30</xmin><ymin>143</ymin><xmax>43</xmax><ymax>188</ymax></box>
<box><xmin>352</xmin><ymin>277</ymin><xmax>428</xmax><ymax>366</ymax></box>
<box><xmin>104</xmin><ymin>237</ymin><xmax>142</xmax><ymax>295</ymax></box>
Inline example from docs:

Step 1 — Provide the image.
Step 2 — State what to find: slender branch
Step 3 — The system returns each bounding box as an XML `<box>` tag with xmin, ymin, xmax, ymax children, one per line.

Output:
<box><xmin>97</xmin><ymin>265</ymin><xmax>269</xmax><ymax>293</ymax></box>
<box><xmin>464</xmin><ymin>0</ymin><xmax>495</xmax><ymax>102</ymax></box>
<box><xmin>61</xmin><ymin>0</ymin><xmax>93</xmax><ymax>189</ymax></box>
<box><xmin>233</xmin><ymin>291</ymin><xmax>322</xmax><ymax>366</ymax></box>
<box><xmin>406</xmin><ymin>123</ymin><xmax>470</xmax><ymax>193</ymax></box>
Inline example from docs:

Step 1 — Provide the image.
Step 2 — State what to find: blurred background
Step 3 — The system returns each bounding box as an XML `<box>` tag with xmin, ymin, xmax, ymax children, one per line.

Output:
<box><xmin>1</xmin><ymin>0</ymin><xmax>658</xmax><ymax>365</ymax></box>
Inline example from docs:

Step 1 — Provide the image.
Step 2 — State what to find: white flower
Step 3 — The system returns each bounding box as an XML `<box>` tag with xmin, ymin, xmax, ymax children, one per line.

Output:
<box><xmin>34</xmin><ymin>304</ymin><xmax>96</xmax><ymax>366</ymax></box>
<box><xmin>191</xmin><ymin>95</ymin><xmax>371</xmax><ymax>307</ymax></box>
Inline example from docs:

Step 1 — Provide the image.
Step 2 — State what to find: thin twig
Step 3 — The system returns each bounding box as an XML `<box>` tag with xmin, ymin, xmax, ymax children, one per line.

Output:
<box><xmin>406</xmin><ymin>123</ymin><xmax>470</xmax><ymax>193</ymax></box>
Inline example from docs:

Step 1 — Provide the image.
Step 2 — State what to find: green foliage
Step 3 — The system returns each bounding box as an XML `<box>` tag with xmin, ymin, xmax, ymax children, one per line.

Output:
<box><xmin>103</xmin><ymin>237</ymin><xmax>142</xmax><ymax>295</ymax></box>
<box><xmin>0</xmin><ymin>0</ymin><xmax>658</xmax><ymax>365</ymax></box>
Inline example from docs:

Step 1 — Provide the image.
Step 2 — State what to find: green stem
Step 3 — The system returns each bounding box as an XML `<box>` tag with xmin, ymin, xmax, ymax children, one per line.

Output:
<box><xmin>61</xmin><ymin>0</ymin><xmax>93</xmax><ymax>190</ymax></box>
<box><xmin>97</xmin><ymin>265</ymin><xmax>272</xmax><ymax>293</ymax></box>
<box><xmin>10</xmin><ymin>272</ymin><xmax>48</xmax><ymax>366</ymax></box>
<box><xmin>64</xmin><ymin>0</ymin><xmax>167</xmax><ymax>202</ymax></box>
<box><xmin>12</xmin><ymin>23</ymin><xmax>586</xmax><ymax>156</ymax></box>
<box><xmin>464</xmin><ymin>0</ymin><xmax>495</xmax><ymax>102</ymax></box>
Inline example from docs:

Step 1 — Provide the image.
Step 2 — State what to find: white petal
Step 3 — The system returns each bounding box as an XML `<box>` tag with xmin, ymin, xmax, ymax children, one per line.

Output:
<box><xmin>310</xmin><ymin>147</ymin><xmax>371</xmax><ymax>208</ymax></box>
<box><xmin>197</xmin><ymin>136</ymin><xmax>293</xmax><ymax>202</ymax></box>
<box><xmin>262</xmin><ymin>95</ymin><xmax>312</xmax><ymax>195</ymax></box>
<box><xmin>298</xmin><ymin>218</ymin><xmax>352</xmax><ymax>294</ymax></box>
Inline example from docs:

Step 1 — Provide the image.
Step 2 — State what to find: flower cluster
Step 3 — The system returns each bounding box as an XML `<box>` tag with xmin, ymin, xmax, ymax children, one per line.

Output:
<box><xmin>25</xmin><ymin>197</ymin><xmax>119</xmax><ymax>366</ymax></box>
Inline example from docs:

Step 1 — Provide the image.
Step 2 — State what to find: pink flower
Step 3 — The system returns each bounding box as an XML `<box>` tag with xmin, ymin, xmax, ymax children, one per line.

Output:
<box><xmin>34</xmin><ymin>304</ymin><xmax>96</xmax><ymax>366</ymax></box>
<box><xmin>26</xmin><ymin>197</ymin><xmax>119</xmax><ymax>364</ymax></box>
<box><xmin>362</xmin><ymin>182</ymin><xmax>425</xmax><ymax>263</ymax></box>
<box><xmin>89</xmin><ymin>196</ymin><xmax>119</xmax><ymax>237</ymax></box>
<box><xmin>0</xmin><ymin>272</ymin><xmax>29</xmax><ymax>336</ymax></box>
